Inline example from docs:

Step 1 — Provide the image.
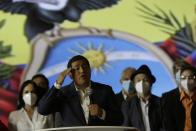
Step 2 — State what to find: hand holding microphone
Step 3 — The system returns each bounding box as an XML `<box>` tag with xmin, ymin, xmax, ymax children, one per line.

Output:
<box><xmin>86</xmin><ymin>87</ymin><xmax>103</xmax><ymax>117</ymax></box>
<box><xmin>88</xmin><ymin>104</ymin><xmax>103</xmax><ymax>117</ymax></box>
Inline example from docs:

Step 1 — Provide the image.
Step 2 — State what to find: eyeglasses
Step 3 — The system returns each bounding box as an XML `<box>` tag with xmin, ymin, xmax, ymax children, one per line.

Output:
<box><xmin>180</xmin><ymin>76</ymin><xmax>196</xmax><ymax>80</ymax></box>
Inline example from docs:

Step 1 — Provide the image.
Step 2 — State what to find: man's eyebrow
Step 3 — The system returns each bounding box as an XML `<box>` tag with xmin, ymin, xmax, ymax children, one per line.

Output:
<box><xmin>72</xmin><ymin>65</ymin><xmax>79</xmax><ymax>68</ymax></box>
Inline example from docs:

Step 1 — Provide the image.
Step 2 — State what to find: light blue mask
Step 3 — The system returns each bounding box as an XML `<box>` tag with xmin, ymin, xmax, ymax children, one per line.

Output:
<box><xmin>122</xmin><ymin>80</ymin><xmax>135</xmax><ymax>93</ymax></box>
<box><xmin>176</xmin><ymin>70</ymin><xmax>181</xmax><ymax>84</ymax></box>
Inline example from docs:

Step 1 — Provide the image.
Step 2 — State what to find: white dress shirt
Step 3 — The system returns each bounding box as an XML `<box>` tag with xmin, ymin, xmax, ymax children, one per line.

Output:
<box><xmin>8</xmin><ymin>107</ymin><xmax>53</xmax><ymax>131</ymax></box>
<box><xmin>77</xmin><ymin>87</ymin><xmax>91</xmax><ymax>123</ymax></box>
<box><xmin>75</xmin><ymin>84</ymin><xmax>106</xmax><ymax>123</ymax></box>
<box><xmin>140</xmin><ymin>98</ymin><xmax>151</xmax><ymax>131</ymax></box>
<box><xmin>122</xmin><ymin>91</ymin><xmax>128</xmax><ymax>100</ymax></box>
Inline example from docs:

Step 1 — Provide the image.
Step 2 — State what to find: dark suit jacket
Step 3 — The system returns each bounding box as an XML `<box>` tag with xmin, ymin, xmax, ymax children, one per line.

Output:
<box><xmin>122</xmin><ymin>95</ymin><xmax>162</xmax><ymax>131</ymax></box>
<box><xmin>38</xmin><ymin>81</ymin><xmax>122</xmax><ymax>127</ymax></box>
<box><xmin>116</xmin><ymin>91</ymin><xmax>125</xmax><ymax>108</ymax></box>
<box><xmin>115</xmin><ymin>91</ymin><xmax>125</xmax><ymax>125</ymax></box>
<box><xmin>162</xmin><ymin>88</ymin><xmax>196</xmax><ymax>131</ymax></box>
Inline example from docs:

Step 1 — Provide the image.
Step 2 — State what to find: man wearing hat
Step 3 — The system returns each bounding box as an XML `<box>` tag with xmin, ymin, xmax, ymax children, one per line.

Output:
<box><xmin>122</xmin><ymin>65</ymin><xmax>163</xmax><ymax>131</ymax></box>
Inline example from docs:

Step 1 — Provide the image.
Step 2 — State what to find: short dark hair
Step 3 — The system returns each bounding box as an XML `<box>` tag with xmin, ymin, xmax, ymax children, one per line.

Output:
<box><xmin>181</xmin><ymin>65</ymin><xmax>196</xmax><ymax>77</ymax></box>
<box><xmin>17</xmin><ymin>80</ymin><xmax>39</xmax><ymax>109</ymax></box>
<box><xmin>172</xmin><ymin>59</ymin><xmax>190</xmax><ymax>74</ymax></box>
<box><xmin>32</xmin><ymin>74</ymin><xmax>49</xmax><ymax>88</ymax></box>
<box><xmin>67</xmin><ymin>55</ymin><xmax>90</xmax><ymax>68</ymax></box>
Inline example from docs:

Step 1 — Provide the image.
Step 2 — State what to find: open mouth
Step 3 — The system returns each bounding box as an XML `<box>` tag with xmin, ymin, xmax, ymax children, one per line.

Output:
<box><xmin>80</xmin><ymin>74</ymin><xmax>88</xmax><ymax>80</ymax></box>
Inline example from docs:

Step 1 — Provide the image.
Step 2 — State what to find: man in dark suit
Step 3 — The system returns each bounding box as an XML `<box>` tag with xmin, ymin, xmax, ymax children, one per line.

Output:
<box><xmin>38</xmin><ymin>55</ymin><xmax>121</xmax><ymax>126</ymax></box>
<box><xmin>115</xmin><ymin>67</ymin><xmax>136</xmax><ymax>125</ymax></box>
<box><xmin>122</xmin><ymin>65</ymin><xmax>163</xmax><ymax>131</ymax></box>
<box><xmin>162</xmin><ymin>60</ymin><xmax>191</xmax><ymax>100</ymax></box>
<box><xmin>161</xmin><ymin>59</ymin><xmax>191</xmax><ymax>129</ymax></box>
<box><xmin>163</xmin><ymin>65</ymin><xmax>196</xmax><ymax>131</ymax></box>
<box><xmin>116</xmin><ymin>67</ymin><xmax>136</xmax><ymax>107</ymax></box>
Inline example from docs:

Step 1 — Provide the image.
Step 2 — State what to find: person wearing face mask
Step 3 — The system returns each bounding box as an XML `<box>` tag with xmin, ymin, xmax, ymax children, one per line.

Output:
<box><xmin>115</xmin><ymin>67</ymin><xmax>136</xmax><ymax>125</ymax></box>
<box><xmin>122</xmin><ymin>65</ymin><xmax>163</xmax><ymax>131</ymax></box>
<box><xmin>162</xmin><ymin>60</ymin><xmax>190</xmax><ymax>98</ymax></box>
<box><xmin>8</xmin><ymin>80</ymin><xmax>53</xmax><ymax>131</ymax></box>
<box><xmin>161</xmin><ymin>59</ymin><xmax>191</xmax><ymax>129</ymax></box>
<box><xmin>116</xmin><ymin>67</ymin><xmax>136</xmax><ymax>104</ymax></box>
<box><xmin>164</xmin><ymin>65</ymin><xmax>196</xmax><ymax>131</ymax></box>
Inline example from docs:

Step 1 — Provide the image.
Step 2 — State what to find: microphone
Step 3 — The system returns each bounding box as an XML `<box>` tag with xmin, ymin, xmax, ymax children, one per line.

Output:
<box><xmin>86</xmin><ymin>87</ymin><xmax>93</xmax><ymax>104</ymax></box>
<box><xmin>86</xmin><ymin>87</ymin><xmax>96</xmax><ymax>120</ymax></box>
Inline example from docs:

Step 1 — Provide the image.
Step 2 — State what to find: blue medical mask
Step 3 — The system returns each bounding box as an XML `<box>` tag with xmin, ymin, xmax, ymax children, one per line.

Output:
<box><xmin>122</xmin><ymin>80</ymin><xmax>135</xmax><ymax>93</ymax></box>
<box><xmin>176</xmin><ymin>70</ymin><xmax>181</xmax><ymax>84</ymax></box>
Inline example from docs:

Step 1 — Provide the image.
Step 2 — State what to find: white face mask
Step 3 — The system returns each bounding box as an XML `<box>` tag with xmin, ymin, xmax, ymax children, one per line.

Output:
<box><xmin>181</xmin><ymin>79</ymin><xmax>195</xmax><ymax>93</ymax></box>
<box><xmin>135</xmin><ymin>80</ymin><xmax>151</xmax><ymax>96</ymax></box>
<box><xmin>23</xmin><ymin>93</ymin><xmax>37</xmax><ymax>106</ymax></box>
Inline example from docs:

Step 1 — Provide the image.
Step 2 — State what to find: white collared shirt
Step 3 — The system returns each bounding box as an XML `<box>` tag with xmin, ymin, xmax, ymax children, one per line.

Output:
<box><xmin>8</xmin><ymin>107</ymin><xmax>53</xmax><ymax>131</ymax></box>
<box><xmin>122</xmin><ymin>91</ymin><xmax>128</xmax><ymax>100</ymax></box>
<box><xmin>140</xmin><ymin>98</ymin><xmax>151</xmax><ymax>131</ymax></box>
<box><xmin>74</xmin><ymin>84</ymin><xmax>106</xmax><ymax>123</ymax></box>
<box><xmin>76</xmin><ymin>87</ymin><xmax>91</xmax><ymax>123</ymax></box>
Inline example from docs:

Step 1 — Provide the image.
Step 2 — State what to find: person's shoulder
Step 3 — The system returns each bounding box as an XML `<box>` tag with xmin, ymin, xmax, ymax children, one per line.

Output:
<box><xmin>163</xmin><ymin>88</ymin><xmax>179</xmax><ymax>96</ymax></box>
<box><xmin>60</xmin><ymin>82</ymin><xmax>74</xmax><ymax>92</ymax></box>
<box><xmin>162</xmin><ymin>88</ymin><xmax>179</xmax><ymax>100</ymax></box>
<box><xmin>126</xmin><ymin>95</ymin><xmax>138</xmax><ymax>103</ymax></box>
<box><xmin>9</xmin><ymin>109</ymin><xmax>22</xmax><ymax>115</ymax></box>
<box><xmin>122</xmin><ymin>95</ymin><xmax>138</xmax><ymax>108</ymax></box>
<box><xmin>116</xmin><ymin>91</ymin><xmax>122</xmax><ymax>97</ymax></box>
<box><xmin>9</xmin><ymin>109</ymin><xmax>23</xmax><ymax>120</ymax></box>
<box><xmin>91</xmin><ymin>81</ymin><xmax>112</xmax><ymax>89</ymax></box>
<box><xmin>150</xmin><ymin>94</ymin><xmax>161</xmax><ymax>104</ymax></box>
<box><xmin>151</xmin><ymin>94</ymin><xmax>160</xmax><ymax>99</ymax></box>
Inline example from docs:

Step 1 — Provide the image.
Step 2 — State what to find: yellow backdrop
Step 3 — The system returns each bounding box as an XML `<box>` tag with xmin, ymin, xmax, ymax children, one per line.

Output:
<box><xmin>0</xmin><ymin>0</ymin><xmax>195</xmax><ymax>65</ymax></box>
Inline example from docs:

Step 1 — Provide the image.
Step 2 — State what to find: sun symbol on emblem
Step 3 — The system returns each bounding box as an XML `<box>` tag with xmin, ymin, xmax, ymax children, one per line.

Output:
<box><xmin>69</xmin><ymin>42</ymin><xmax>114</xmax><ymax>74</ymax></box>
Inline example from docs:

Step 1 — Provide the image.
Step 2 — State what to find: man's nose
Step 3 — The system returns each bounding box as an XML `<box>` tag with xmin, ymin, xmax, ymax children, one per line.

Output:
<box><xmin>79</xmin><ymin>67</ymin><xmax>84</xmax><ymax>73</ymax></box>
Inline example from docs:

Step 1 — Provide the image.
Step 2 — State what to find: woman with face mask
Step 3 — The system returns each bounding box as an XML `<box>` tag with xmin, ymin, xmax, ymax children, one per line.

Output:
<box><xmin>8</xmin><ymin>80</ymin><xmax>53</xmax><ymax>131</ymax></box>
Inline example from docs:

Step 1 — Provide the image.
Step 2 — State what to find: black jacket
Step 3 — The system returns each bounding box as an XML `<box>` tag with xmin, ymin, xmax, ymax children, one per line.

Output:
<box><xmin>116</xmin><ymin>91</ymin><xmax>125</xmax><ymax>108</ymax></box>
<box><xmin>38</xmin><ymin>81</ymin><xmax>122</xmax><ymax>126</ymax></box>
<box><xmin>162</xmin><ymin>88</ymin><xmax>196</xmax><ymax>131</ymax></box>
<box><xmin>115</xmin><ymin>91</ymin><xmax>125</xmax><ymax>125</ymax></box>
<box><xmin>122</xmin><ymin>95</ymin><xmax>162</xmax><ymax>131</ymax></box>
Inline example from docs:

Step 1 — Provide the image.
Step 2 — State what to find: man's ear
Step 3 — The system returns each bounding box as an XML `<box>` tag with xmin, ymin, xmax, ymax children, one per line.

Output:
<box><xmin>120</xmin><ymin>79</ymin><xmax>123</xmax><ymax>84</ymax></box>
<box><xmin>68</xmin><ymin>72</ymin><xmax>73</xmax><ymax>80</ymax></box>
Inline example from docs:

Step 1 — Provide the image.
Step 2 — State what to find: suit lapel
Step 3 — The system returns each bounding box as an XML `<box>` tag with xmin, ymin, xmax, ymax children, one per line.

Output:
<box><xmin>88</xmin><ymin>82</ymin><xmax>97</xmax><ymax>124</ymax></box>
<box><xmin>135</xmin><ymin>96</ymin><xmax>146</xmax><ymax>131</ymax></box>
<box><xmin>148</xmin><ymin>95</ymin><xmax>155</xmax><ymax>131</ymax></box>
<box><xmin>90</xmin><ymin>83</ymin><xmax>97</xmax><ymax>104</ymax></box>
<box><xmin>68</xmin><ymin>83</ymin><xmax>87</xmax><ymax>125</ymax></box>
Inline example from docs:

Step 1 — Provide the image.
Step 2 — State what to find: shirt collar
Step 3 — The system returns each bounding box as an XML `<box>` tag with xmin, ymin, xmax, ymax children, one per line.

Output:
<box><xmin>180</xmin><ymin>90</ymin><xmax>194</xmax><ymax>102</ymax></box>
<box><xmin>180</xmin><ymin>90</ymin><xmax>196</xmax><ymax>102</ymax></box>
<box><xmin>139</xmin><ymin>97</ymin><xmax>150</xmax><ymax>105</ymax></box>
<box><xmin>122</xmin><ymin>90</ymin><xmax>128</xmax><ymax>100</ymax></box>
<box><xmin>74</xmin><ymin>82</ymin><xmax>91</xmax><ymax>92</ymax></box>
